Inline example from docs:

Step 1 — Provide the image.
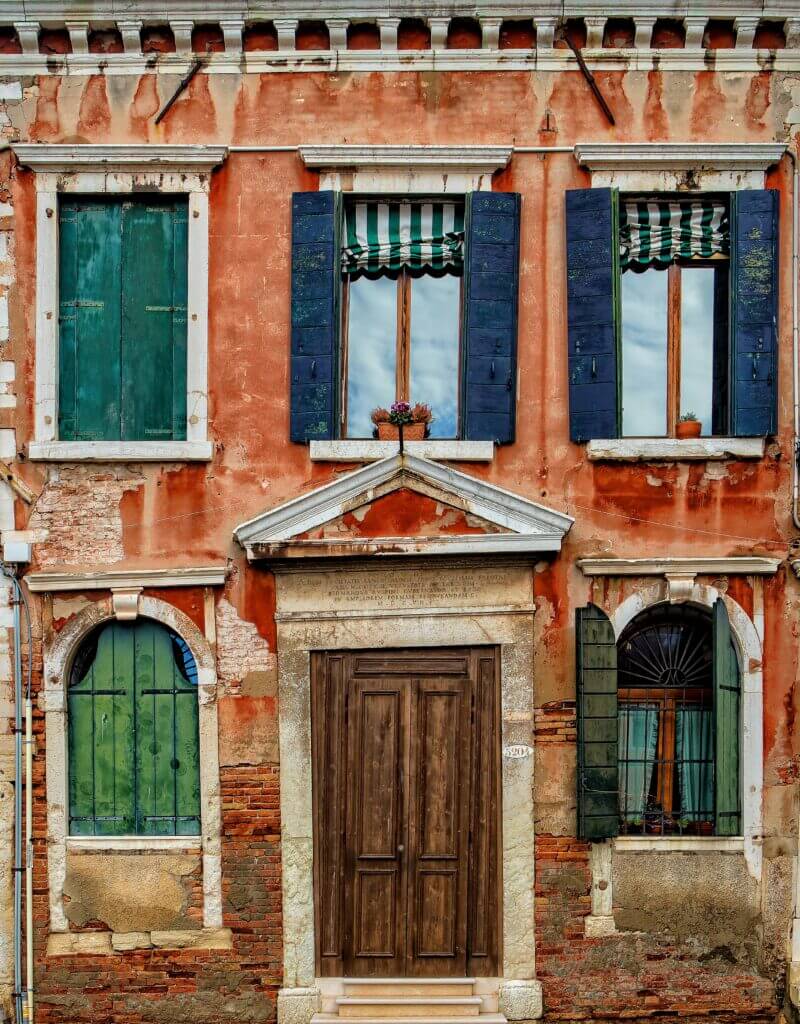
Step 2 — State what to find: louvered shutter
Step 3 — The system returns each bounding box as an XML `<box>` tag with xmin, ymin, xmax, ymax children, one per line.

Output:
<box><xmin>461</xmin><ymin>191</ymin><xmax>520</xmax><ymax>444</ymax></box>
<box><xmin>576</xmin><ymin>604</ymin><xmax>620</xmax><ymax>840</ymax></box>
<box><xmin>731</xmin><ymin>189</ymin><xmax>779</xmax><ymax>437</ymax></box>
<box><xmin>713</xmin><ymin>598</ymin><xmax>741</xmax><ymax>836</ymax></box>
<box><xmin>565</xmin><ymin>188</ymin><xmax>620</xmax><ymax>442</ymax></box>
<box><xmin>290</xmin><ymin>191</ymin><xmax>340</xmax><ymax>442</ymax></box>
<box><xmin>58</xmin><ymin>200</ymin><xmax>123</xmax><ymax>441</ymax></box>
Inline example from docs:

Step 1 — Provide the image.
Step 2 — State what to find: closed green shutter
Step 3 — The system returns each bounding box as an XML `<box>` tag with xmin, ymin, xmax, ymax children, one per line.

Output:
<box><xmin>576</xmin><ymin>603</ymin><xmax>619</xmax><ymax>840</ymax></box>
<box><xmin>58</xmin><ymin>197</ymin><xmax>188</xmax><ymax>443</ymax></box>
<box><xmin>58</xmin><ymin>201</ymin><xmax>123</xmax><ymax>441</ymax></box>
<box><xmin>713</xmin><ymin>598</ymin><xmax>742</xmax><ymax>836</ymax></box>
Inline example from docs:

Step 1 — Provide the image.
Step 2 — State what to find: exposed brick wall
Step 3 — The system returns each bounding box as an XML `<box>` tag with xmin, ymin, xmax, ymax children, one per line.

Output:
<box><xmin>534</xmin><ymin>701</ymin><xmax>577</xmax><ymax>744</ymax></box>
<box><xmin>535</xmin><ymin>836</ymin><xmax>778</xmax><ymax>1023</ymax></box>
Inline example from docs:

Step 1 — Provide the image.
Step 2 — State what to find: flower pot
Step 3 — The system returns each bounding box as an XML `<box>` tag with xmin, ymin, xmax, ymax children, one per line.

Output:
<box><xmin>676</xmin><ymin>419</ymin><xmax>702</xmax><ymax>439</ymax></box>
<box><xmin>377</xmin><ymin>422</ymin><xmax>426</xmax><ymax>441</ymax></box>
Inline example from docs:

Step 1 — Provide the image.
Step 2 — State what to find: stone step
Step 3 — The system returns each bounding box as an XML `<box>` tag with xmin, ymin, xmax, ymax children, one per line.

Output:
<box><xmin>344</xmin><ymin>981</ymin><xmax>476</xmax><ymax>998</ymax></box>
<box><xmin>313</xmin><ymin>1015</ymin><xmax>506</xmax><ymax>1024</ymax></box>
<box><xmin>337</xmin><ymin>997</ymin><xmax>482</xmax><ymax>1019</ymax></box>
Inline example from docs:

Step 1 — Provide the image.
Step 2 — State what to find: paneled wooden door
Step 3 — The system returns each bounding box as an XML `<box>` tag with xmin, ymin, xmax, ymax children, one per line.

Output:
<box><xmin>312</xmin><ymin>648</ymin><xmax>500</xmax><ymax>978</ymax></box>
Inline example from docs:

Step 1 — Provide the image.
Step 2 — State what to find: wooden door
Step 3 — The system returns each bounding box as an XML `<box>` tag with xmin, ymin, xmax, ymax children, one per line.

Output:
<box><xmin>312</xmin><ymin>648</ymin><xmax>500</xmax><ymax>978</ymax></box>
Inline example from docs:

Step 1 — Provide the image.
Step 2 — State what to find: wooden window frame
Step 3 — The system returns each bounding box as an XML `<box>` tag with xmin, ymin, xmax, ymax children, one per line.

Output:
<box><xmin>340</xmin><ymin>268</ymin><xmax>464</xmax><ymax>439</ymax></box>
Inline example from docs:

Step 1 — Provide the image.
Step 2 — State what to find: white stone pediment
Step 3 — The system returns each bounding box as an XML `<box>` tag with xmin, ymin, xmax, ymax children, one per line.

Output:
<box><xmin>234</xmin><ymin>453</ymin><xmax>573</xmax><ymax>560</ymax></box>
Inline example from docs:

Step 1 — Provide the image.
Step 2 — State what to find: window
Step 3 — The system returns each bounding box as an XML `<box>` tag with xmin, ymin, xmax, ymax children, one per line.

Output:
<box><xmin>68</xmin><ymin>618</ymin><xmax>201</xmax><ymax>837</ymax></box>
<box><xmin>58</xmin><ymin>196</ymin><xmax>188</xmax><ymax>443</ymax></box>
<box><xmin>576</xmin><ymin>599</ymin><xmax>741</xmax><ymax>841</ymax></box>
<box><xmin>341</xmin><ymin>200</ymin><xmax>464</xmax><ymax>439</ymax></box>
<box><xmin>565</xmin><ymin>188</ymin><xmax>778</xmax><ymax>443</ymax></box>
<box><xmin>620</xmin><ymin>198</ymin><xmax>730</xmax><ymax>437</ymax></box>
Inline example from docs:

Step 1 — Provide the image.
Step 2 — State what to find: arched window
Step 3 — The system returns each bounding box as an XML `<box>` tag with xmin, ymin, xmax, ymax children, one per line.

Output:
<box><xmin>68</xmin><ymin>618</ymin><xmax>201</xmax><ymax>836</ymax></box>
<box><xmin>576</xmin><ymin>599</ymin><xmax>741</xmax><ymax>840</ymax></box>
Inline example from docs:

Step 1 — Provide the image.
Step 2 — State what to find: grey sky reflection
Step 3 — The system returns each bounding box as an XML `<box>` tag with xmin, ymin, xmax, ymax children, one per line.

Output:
<box><xmin>410</xmin><ymin>274</ymin><xmax>460</xmax><ymax>439</ymax></box>
<box><xmin>346</xmin><ymin>276</ymin><xmax>397</xmax><ymax>438</ymax></box>
<box><xmin>679</xmin><ymin>268</ymin><xmax>714</xmax><ymax>436</ymax></box>
<box><xmin>621</xmin><ymin>269</ymin><xmax>668</xmax><ymax>437</ymax></box>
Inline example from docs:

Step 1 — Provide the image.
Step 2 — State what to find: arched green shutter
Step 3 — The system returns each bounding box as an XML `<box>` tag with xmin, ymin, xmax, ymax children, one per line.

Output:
<box><xmin>713</xmin><ymin>598</ymin><xmax>741</xmax><ymax>836</ymax></box>
<box><xmin>576</xmin><ymin>603</ymin><xmax>619</xmax><ymax>840</ymax></box>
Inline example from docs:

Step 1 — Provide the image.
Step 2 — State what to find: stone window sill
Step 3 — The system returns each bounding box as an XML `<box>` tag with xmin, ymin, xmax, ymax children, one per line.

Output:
<box><xmin>66</xmin><ymin>836</ymin><xmax>202</xmax><ymax>852</ymax></box>
<box><xmin>28</xmin><ymin>440</ymin><xmax>214</xmax><ymax>462</ymax></box>
<box><xmin>47</xmin><ymin>927</ymin><xmax>232</xmax><ymax>956</ymax></box>
<box><xmin>309</xmin><ymin>439</ymin><xmax>495</xmax><ymax>462</ymax></box>
<box><xmin>613</xmin><ymin>835</ymin><xmax>744</xmax><ymax>853</ymax></box>
<box><xmin>586</xmin><ymin>437</ymin><xmax>765</xmax><ymax>462</ymax></box>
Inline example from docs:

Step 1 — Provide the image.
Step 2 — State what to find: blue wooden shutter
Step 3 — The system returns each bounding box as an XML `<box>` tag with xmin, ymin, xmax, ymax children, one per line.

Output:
<box><xmin>576</xmin><ymin>603</ymin><xmax>619</xmax><ymax>840</ymax></box>
<box><xmin>713</xmin><ymin>598</ymin><xmax>741</xmax><ymax>836</ymax></box>
<box><xmin>565</xmin><ymin>188</ymin><xmax>620</xmax><ymax>442</ymax></box>
<box><xmin>731</xmin><ymin>189</ymin><xmax>779</xmax><ymax>436</ymax></box>
<box><xmin>461</xmin><ymin>191</ymin><xmax>520</xmax><ymax>444</ymax></box>
<box><xmin>290</xmin><ymin>191</ymin><xmax>340</xmax><ymax>442</ymax></box>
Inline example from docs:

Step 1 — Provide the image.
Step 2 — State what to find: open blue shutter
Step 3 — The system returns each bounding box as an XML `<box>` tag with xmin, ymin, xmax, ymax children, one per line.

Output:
<box><xmin>566</xmin><ymin>188</ymin><xmax>620</xmax><ymax>442</ymax></box>
<box><xmin>731</xmin><ymin>189</ymin><xmax>778</xmax><ymax>437</ymax></box>
<box><xmin>290</xmin><ymin>191</ymin><xmax>340</xmax><ymax>442</ymax></box>
<box><xmin>713</xmin><ymin>598</ymin><xmax>741</xmax><ymax>836</ymax></box>
<box><xmin>576</xmin><ymin>603</ymin><xmax>619</xmax><ymax>841</ymax></box>
<box><xmin>462</xmin><ymin>192</ymin><xmax>520</xmax><ymax>444</ymax></box>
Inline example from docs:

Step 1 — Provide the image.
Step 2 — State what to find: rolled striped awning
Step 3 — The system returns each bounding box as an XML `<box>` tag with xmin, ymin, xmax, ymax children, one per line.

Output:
<box><xmin>342</xmin><ymin>201</ymin><xmax>465</xmax><ymax>277</ymax></box>
<box><xmin>620</xmin><ymin>199</ymin><xmax>729</xmax><ymax>270</ymax></box>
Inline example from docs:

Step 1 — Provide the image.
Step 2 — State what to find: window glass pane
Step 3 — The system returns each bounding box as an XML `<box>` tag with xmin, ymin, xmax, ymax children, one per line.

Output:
<box><xmin>409</xmin><ymin>273</ymin><xmax>460</xmax><ymax>439</ymax></box>
<box><xmin>680</xmin><ymin>266</ymin><xmax>715</xmax><ymax>436</ymax></box>
<box><xmin>346</xmin><ymin>276</ymin><xmax>397</xmax><ymax>438</ymax></box>
<box><xmin>621</xmin><ymin>269</ymin><xmax>668</xmax><ymax>437</ymax></box>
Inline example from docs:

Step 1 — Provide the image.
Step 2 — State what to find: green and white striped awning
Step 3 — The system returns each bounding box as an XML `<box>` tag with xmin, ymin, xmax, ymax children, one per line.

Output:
<box><xmin>342</xmin><ymin>201</ymin><xmax>465</xmax><ymax>277</ymax></box>
<box><xmin>620</xmin><ymin>199</ymin><xmax>729</xmax><ymax>270</ymax></box>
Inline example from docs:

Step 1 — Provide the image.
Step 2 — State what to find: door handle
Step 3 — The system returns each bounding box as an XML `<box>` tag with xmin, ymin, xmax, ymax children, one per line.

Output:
<box><xmin>397</xmin><ymin>845</ymin><xmax>404</xmax><ymax>854</ymax></box>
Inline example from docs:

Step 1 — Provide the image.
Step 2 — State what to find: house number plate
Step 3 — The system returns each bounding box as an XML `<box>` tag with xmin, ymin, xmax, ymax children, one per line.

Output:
<box><xmin>504</xmin><ymin>744</ymin><xmax>533</xmax><ymax>759</ymax></box>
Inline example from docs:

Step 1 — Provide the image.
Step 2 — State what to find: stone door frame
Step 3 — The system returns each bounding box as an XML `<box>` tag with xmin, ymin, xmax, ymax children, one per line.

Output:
<box><xmin>272</xmin><ymin>561</ymin><xmax>543</xmax><ymax>1024</ymax></box>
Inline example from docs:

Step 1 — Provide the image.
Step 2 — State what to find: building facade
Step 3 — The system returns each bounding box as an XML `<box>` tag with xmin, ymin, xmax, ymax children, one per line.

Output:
<box><xmin>0</xmin><ymin>2</ymin><xmax>796</xmax><ymax>1022</ymax></box>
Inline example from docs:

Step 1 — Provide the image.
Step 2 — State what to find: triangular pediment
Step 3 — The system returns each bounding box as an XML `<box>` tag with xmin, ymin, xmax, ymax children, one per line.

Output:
<box><xmin>234</xmin><ymin>454</ymin><xmax>573</xmax><ymax>560</ymax></box>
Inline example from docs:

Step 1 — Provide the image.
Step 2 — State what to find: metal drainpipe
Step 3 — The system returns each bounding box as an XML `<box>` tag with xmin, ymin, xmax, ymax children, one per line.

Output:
<box><xmin>5</xmin><ymin>567</ymin><xmax>23</xmax><ymax>1024</ymax></box>
<box><xmin>789</xmin><ymin>146</ymin><xmax>800</xmax><ymax>530</ymax></box>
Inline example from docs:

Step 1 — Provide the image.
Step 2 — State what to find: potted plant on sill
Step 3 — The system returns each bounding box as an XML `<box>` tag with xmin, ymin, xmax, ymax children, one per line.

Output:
<box><xmin>676</xmin><ymin>412</ymin><xmax>702</xmax><ymax>439</ymax></box>
<box><xmin>371</xmin><ymin>401</ymin><xmax>433</xmax><ymax>441</ymax></box>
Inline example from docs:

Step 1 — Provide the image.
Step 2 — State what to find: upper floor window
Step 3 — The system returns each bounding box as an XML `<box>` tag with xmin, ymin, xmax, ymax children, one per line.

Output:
<box><xmin>290</xmin><ymin>190</ymin><xmax>521</xmax><ymax>447</ymax></box>
<box><xmin>68</xmin><ymin>618</ymin><xmax>200</xmax><ymax>837</ymax></box>
<box><xmin>342</xmin><ymin>201</ymin><xmax>464</xmax><ymax>439</ymax></box>
<box><xmin>576</xmin><ymin>599</ymin><xmax>741</xmax><ymax>841</ymax></box>
<box><xmin>566</xmin><ymin>188</ymin><xmax>778</xmax><ymax>443</ymax></box>
<box><xmin>58</xmin><ymin>197</ymin><xmax>188</xmax><ymax>443</ymax></box>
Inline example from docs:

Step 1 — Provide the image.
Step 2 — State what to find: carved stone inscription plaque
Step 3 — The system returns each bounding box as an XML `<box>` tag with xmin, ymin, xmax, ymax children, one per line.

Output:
<box><xmin>276</xmin><ymin>565</ymin><xmax>533</xmax><ymax>615</ymax></box>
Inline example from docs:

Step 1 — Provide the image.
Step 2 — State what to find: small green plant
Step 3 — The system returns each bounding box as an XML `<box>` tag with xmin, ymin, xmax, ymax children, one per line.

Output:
<box><xmin>678</xmin><ymin>411</ymin><xmax>699</xmax><ymax>423</ymax></box>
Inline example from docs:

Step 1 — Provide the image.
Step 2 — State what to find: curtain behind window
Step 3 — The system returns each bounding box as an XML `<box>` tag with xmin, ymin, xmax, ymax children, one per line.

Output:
<box><xmin>618</xmin><ymin>703</ymin><xmax>659</xmax><ymax>821</ymax></box>
<box><xmin>342</xmin><ymin>201</ymin><xmax>464</xmax><ymax>277</ymax></box>
<box><xmin>620</xmin><ymin>199</ymin><xmax>729</xmax><ymax>270</ymax></box>
<box><xmin>677</xmin><ymin>707</ymin><xmax>714</xmax><ymax>821</ymax></box>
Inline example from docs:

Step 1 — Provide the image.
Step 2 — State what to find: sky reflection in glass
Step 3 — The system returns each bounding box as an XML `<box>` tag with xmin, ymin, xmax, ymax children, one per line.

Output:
<box><xmin>410</xmin><ymin>274</ymin><xmax>460</xmax><ymax>439</ymax></box>
<box><xmin>346</xmin><ymin>275</ymin><xmax>397</xmax><ymax>438</ymax></box>
<box><xmin>679</xmin><ymin>268</ymin><xmax>714</xmax><ymax>436</ymax></box>
<box><xmin>621</xmin><ymin>269</ymin><xmax>668</xmax><ymax>437</ymax></box>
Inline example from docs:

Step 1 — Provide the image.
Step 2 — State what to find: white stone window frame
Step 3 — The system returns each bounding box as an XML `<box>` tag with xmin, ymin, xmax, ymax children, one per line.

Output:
<box><xmin>574</xmin><ymin>141</ymin><xmax>786</xmax><ymax>459</ymax></box>
<box><xmin>299</xmin><ymin>145</ymin><xmax>511</xmax><ymax>462</ymax></box>
<box><xmin>13</xmin><ymin>145</ymin><xmax>228</xmax><ymax>462</ymax></box>
<box><xmin>42</xmin><ymin>594</ymin><xmax>223</xmax><ymax>932</ymax></box>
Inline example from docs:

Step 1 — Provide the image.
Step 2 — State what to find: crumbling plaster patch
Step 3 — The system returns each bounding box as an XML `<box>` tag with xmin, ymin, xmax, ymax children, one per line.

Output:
<box><xmin>215</xmin><ymin>596</ymin><xmax>276</xmax><ymax>694</ymax></box>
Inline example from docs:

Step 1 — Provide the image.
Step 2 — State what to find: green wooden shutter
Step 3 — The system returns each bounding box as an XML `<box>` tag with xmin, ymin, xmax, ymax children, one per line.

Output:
<box><xmin>713</xmin><ymin>598</ymin><xmax>742</xmax><ymax>836</ymax></box>
<box><xmin>576</xmin><ymin>603</ymin><xmax>619</xmax><ymax>840</ymax></box>
<box><xmin>58</xmin><ymin>200</ymin><xmax>123</xmax><ymax>441</ymax></box>
<box><xmin>121</xmin><ymin>200</ymin><xmax>188</xmax><ymax>441</ymax></box>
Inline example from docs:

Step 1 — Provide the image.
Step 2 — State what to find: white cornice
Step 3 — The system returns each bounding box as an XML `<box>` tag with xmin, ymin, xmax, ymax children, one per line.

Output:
<box><xmin>12</xmin><ymin>144</ymin><xmax>228</xmax><ymax>174</ymax></box>
<box><xmin>300</xmin><ymin>146</ymin><xmax>512</xmax><ymax>171</ymax></box>
<box><xmin>24</xmin><ymin>566</ymin><xmax>228</xmax><ymax>592</ymax></box>
<box><xmin>234</xmin><ymin>453</ymin><xmax>573</xmax><ymax>559</ymax></box>
<box><xmin>574</xmin><ymin>143</ymin><xmax>787</xmax><ymax>174</ymax></box>
<box><xmin>577</xmin><ymin>557</ymin><xmax>782</xmax><ymax>576</ymax></box>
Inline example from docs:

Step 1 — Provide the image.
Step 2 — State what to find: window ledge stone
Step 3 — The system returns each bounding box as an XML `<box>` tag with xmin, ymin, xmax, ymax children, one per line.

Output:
<box><xmin>66</xmin><ymin>836</ymin><xmax>202</xmax><ymax>852</ymax></box>
<box><xmin>309</xmin><ymin>439</ymin><xmax>495</xmax><ymax>462</ymax></box>
<box><xmin>614</xmin><ymin>835</ymin><xmax>744</xmax><ymax>853</ymax></box>
<box><xmin>47</xmin><ymin>928</ymin><xmax>232</xmax><ymax>957</ymax></box>
<box><xmin>586</xmin><ymin>437</ymin><xmax>765</xmax><ymax>462</ymax></box>
<box><xmin>28</xmin><ymin>440</ymin><xmax>214</xmax><ymax>462</ymax></box>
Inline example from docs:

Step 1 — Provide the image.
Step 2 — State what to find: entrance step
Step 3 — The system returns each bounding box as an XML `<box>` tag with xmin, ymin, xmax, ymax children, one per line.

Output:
<box><xmin>314</xmin><ymin>1017</ymin><xmax>506</xmax><ymax>1024</ymax></box>
<box><xmin>344</xmin><ymin>981</ymin><xmax>477</xmax><ymax>998</ymax></box>
<box><xmin>337</xmin><ymin>997</ymin><xmax>482</xmax><ymax>1018</ymax></box>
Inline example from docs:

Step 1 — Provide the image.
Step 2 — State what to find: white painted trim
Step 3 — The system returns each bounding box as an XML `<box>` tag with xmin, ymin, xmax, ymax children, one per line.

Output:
<box><xmin>578</xmin><ymin>557</ymin><xmax>781</xmax><ymax>576</ymax></box>
<box><xmin>66</xmin><ymin>836</ymin><xmax>202</xmax><ymax>851</ymax></box>
<box><xmin>586</xmin><ymin>438</ymin><xmax>766</xmax><ymax>461</ymax></box>
<box><xmin>575</xmin><ymin>142</ymin><xmax>786</xmax><ymax>173</ymax></box>
<box><xmin>13</xmin><ymin>144</ymin><xmax>228</xmax><ymax>173</ymax></box>
<box><xmin>613</xmin><ymin>835</ymin><xmax>745</xmax><ymax>852</ymax></box>
<box><xmin>233</xmin><ymin>453</ymin><xmax>574</xmax><ymax>552</ymax></box>
<box><xmin>24</xmin><ymin>155</ymin><xmax>222</xmax><ymax>459</ymax></box>
<box><xmin>25</xmin><ymin>566</ymin><xmax>227</xmax><ymax>592</ymax></box>
<box><xmin>43</xmin><ymin>596</ymin><xmax>222</xmax><ymax>932</ymax></box>
<box><xmin>309</xmin><ymin>440</ymin><xmax>495</xmax><ymax>462</ymax></box>
<box><xmin>608</xmin><ymin>583</ymin><xmax>764</xmax><ymax>880</ymax></box>
<box><xmin>27</xmin><ymin>441</ymin><xmax>214</xmax><ymax>462</ymax></box>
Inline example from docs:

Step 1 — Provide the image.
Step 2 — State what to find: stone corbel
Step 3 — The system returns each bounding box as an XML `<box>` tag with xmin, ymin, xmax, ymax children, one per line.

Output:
<box><xmin>111</xmin><ymin>587</ymin><xmax>142</xmax><ymax>621</ymax></box>
<box><xmin>220</xmin><ymin>19</ymin><xmax>244</xmax><ymax>53</ymax></box>
<box><xmin>534</xmin><ymin>17</ymin><xmax>557</xmax><ymax>48</ymax></box>
<box><xmin>786</xmin><ymin>18</ymin><xmax>800</xmax><ymax>48</ymax></box>
<box><xmin>428</xmin><ymin>17</ymin><xmax>450</xmax><ymax>49</ymax></box>
<box><xmin>634</xmin><ymin>17</ymin><xmax>656</xmax><ymax>49</ymax></box>
<box><xmin>117</xmin><ymin>20</ymin><xmax>142</xmax><ymax>53</ymax></box>
<box><xmin>14</xmin><ymin>21</ymin><xmax>40</xmax><ymax>54</ymax></box>
<box><xmin>734</xmin><ymin>16</ymin><xmax>759</xmax><ymax>48</ymax></box>
<box><xmin>65</xmin><ymin>20</ymin><xmax>90</xmax><ymax>54</ymax></box>
<box><xmin>377</xmin><ymin>18</ymin><xmax>400</xmax><ymax>50</ymax></box>
<box><xmin>326</xmin><ymin>18</ymin><xmax>349</xmax><ymax>49</ymax></box>
<box><xmin>664</xmin><ymin>572</ymin><xmax>696</xmax><ymax>603</ymax></box>
<box><xmin>584</xmin><ymin>16</ymin><xmax>606</xmax><ymax>50</ymax></box>
<box><xmin>169</xmin><ymin>19</ymin><xmax>194</xmax><ymax>54</ymax></box>
<box><xmin>683</xmin><ymin>15</ymin><xmax>707</xmax><ymax>49</ymax></box>
<box><xmin>273</xmin><ymin>18</ymin><xmax>298</xmax><ymax>50</ymax></box>
<box><xmin>480</xmin><ymin>17</ymin><xmax>502</xmax><ymax>50</ymax></box>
